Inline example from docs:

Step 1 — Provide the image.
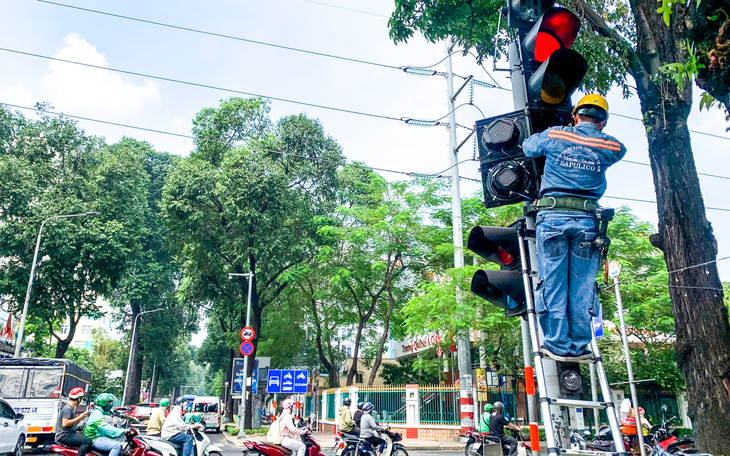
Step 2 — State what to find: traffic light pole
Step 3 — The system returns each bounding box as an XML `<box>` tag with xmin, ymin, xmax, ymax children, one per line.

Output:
<box><xmin>446</xmin><ymin>43</ymin><xmax>474</xmax><ymax>432</ymax></box>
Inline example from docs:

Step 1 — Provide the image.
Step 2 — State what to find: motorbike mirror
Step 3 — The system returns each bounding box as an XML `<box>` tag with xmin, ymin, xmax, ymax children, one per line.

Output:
<box><xmin>661</xmin><ymin>404</ymin><xmax>668</xmax><ymax>413</ymax></box>
<box><xmin>582</xmin><ymin>430</ymin><xmax>591</xmax><ymax>437</ymax></box>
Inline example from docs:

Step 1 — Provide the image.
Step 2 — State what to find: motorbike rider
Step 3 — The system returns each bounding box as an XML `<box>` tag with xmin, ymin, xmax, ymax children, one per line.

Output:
<box><xmin>360</xmin><ymin>402</ymin><xmax>387</xmax><ymax>456</ymax></box>
<box><xmin>353</xmin><ymin>402</ymin><xmax>365</xmax><ymax>428</ymax></box>
<box><xmin>638</xmin><ymin>407</ymin><xmax>651</xmax><ymax>437</ymax></box>
<box><xmin>338</xmin><ymin>397</ymin><xmax>359</xmax><ymax>436</ymax></box>
<box><xmin>161</xmin><ymin>397</ymin><xmax>200</xmax><ymax>456</ymax></box>
<box><xmin>146</xmin><ymin>398</ymin><xmax>170</xmax><ymax>436</ymax></box>
<box><xmin>279</xmin><ymin>398</ymin><xmax>308</xmax><ymax>456</ymax></box>
<box><xmin>479</xmin><ymin>403</ymin><xmax>493</xmax><ymax>433</ymax></box>
<box><xmin>55</xmin><ymin>387</ymin><xmax>92</xmax><ymax>456</ymax></box>
<box><xmin>489</xmin><ymin>402</ymin><xmax>521</xmax><ymax>456</ymax></box>
<box><xmin>83</xmin><ymin>393</ymin><xmax>125</xmax><ymax>456</ymax></box>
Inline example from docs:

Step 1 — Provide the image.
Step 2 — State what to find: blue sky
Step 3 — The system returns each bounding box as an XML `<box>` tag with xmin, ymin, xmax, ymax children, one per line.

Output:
<box><xmin>2</xmin><ymin>0</ymin><xmax>730</xmax><ymax>283</ymax></box>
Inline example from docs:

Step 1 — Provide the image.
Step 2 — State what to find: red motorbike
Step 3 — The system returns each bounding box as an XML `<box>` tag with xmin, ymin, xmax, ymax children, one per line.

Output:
<box><xmin>241</xmin><ymin>431</ymin><xmax>325</xmax><ymax>456</ymax></box>
<box><xmin>52</xmin><ymin>428</ymin><xmax>153</xmax><ymax>456</ymax></box>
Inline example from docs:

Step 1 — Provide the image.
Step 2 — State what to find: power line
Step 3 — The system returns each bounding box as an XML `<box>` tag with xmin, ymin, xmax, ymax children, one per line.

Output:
<box><xmin>4</xmin><ymin>102</ymin><xmax>729</xmax><ymax>212</ymax></box>
<box><xmin>301</xmin><ymin>0</ymin><xmax>390</xmax><ymax>18</ymax></box>
<box><xmin>37</xmin><ymin>0</ymin><xmax>400</xmax><ymax>70</ymax></box>
<box><xmin>622</xmin><ymin>159</ymin><xmax>730</xmax><ymax>181</ymax></box>
<box><xmin>0</xmin><ymin>47</ymin><xmax>466</xmax><ymax>128</ymax></box>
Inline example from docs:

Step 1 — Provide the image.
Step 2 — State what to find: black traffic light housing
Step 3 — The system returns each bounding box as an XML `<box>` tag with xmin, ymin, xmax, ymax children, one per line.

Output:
<box><xmin>557</xmin><ymin>361</ymin><xmax>584</xmax><ymax>398</ymax></box>
<box><xmin>475</xmin><ymin>111</ymin><xmax>540</xmax><ymax>208</ymax></box>
<box><xmin>467</xmin><ymin>223</ymin><xmax>527</xmax><ymax>318</ymax></box>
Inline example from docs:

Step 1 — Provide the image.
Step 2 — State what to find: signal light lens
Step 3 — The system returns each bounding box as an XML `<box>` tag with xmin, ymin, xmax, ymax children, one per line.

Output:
<box><xmin>523</xmin><ymin>7</ymin><xmax>582</xmax><ymax>63</ymax></box>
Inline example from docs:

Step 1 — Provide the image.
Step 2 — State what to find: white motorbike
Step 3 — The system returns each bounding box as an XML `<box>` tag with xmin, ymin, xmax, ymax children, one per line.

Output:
<box><xmin>334</xmin><ymin>429</ymin><xmax>409</xmax><ymax>456</ymax></box>
<box><xmin>141</xmin><ymin>427</ymin><xmax>224</xmax><ymax>456</ymax></box>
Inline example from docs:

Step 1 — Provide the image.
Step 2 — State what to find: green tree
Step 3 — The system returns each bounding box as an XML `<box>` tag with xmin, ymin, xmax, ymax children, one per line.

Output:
<box><xmin>388</xmin><ymin>3</ymin><xmax>730</xmax><ymax>449</ymax></box>
<box><xmin>163</xmin><ymin>97</ymin><xmax>343</xmax><ymax>428</ymax></box>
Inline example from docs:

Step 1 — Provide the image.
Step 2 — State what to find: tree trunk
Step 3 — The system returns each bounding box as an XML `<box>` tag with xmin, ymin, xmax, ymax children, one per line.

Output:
<box><xmin>226</xmin><ymin>348</ymin><xmax>235</xmax><ymax>421</ymax></box>
<box><xmin>123</xmin><ymin>301</ymin><xmax>143</xmax><ymax>406</ymax></box>
<box><xmin>633</xmin><ymin>1</ymin><xmax>730</xmax><ymax>451</ymax></box>
<box><xmin>368</xmin><ymin>291</ymin><xmax>396</xmax><ymax>386</ymax></box>
<box><xmin>54</xmin><ymin>318</ymin><xmax>78</xmax><ymax>358</ymax></box>
<box><xmin>346</xmin><ymin>319</ymin><xmax>366</xmax><ymax>385</ymax></box>
<box><xmin>307</xmin><ymin>290</ymin><xmax>340</xmax><ymax>387</ymax></box>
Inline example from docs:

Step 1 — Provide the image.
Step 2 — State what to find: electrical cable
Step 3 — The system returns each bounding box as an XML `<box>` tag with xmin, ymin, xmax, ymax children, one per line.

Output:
<box><xmin>4</xmin><ymin>102</ymin><xmax>729</xmax><ymax>211</ymax></box>
<box><xmin>36</xmin><ymin>0</ymin><xmax>401</xmax><ymax>70</ymax></box>
<box><xmin>301</xmin><ymin>0</ymin><xmax>390</xmax><ymax>18</ymax></box>
<box><xmin>622</xmin><ymin>159</ymin><xmax>730</xmax><ymax>181</ymax></box>
<box><xmin>601</xmin><ymin>255</ymin><xmax>730</xmax><ymax>292</ymax></box>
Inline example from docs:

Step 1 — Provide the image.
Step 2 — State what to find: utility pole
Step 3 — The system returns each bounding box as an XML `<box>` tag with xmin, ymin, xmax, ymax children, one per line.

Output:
<box><xmin>445</xmin><ymin>42</ymin><xmax>474</xmax><ymax>432</ymax></box>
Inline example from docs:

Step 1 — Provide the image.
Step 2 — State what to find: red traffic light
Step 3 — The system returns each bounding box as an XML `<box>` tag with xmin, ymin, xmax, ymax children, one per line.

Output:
<box><xmin>523</xmin><ymin>7</ymin><xmax>581</xmax><ymax>62</ymax></box>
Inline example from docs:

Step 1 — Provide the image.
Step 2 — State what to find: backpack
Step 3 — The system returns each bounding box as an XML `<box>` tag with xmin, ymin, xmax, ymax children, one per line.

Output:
<box><xmin>266</xmin><ymin>414</ymin><xmax>282</xmax><ymax>444</ymax></box>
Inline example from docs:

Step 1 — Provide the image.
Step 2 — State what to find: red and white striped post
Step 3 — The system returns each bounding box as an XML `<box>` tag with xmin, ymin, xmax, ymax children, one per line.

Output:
<box><xmin>460</xmin><ymin>381</ymin><xmax>475</xmax><ymax>433</ymax></box>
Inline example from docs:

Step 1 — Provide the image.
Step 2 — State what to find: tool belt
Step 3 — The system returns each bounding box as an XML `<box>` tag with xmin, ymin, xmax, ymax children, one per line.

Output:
<box><xmin>532</xmin><ymin>195</ymin><xmax>599</xmax><ymax>213</ymax></box>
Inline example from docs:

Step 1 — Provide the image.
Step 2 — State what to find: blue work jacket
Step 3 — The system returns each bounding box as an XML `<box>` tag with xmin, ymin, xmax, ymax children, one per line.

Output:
<box><xmin>523</xmin><ymin>122</ymin><xmax>627</xmax><ymax>199</ymax></box>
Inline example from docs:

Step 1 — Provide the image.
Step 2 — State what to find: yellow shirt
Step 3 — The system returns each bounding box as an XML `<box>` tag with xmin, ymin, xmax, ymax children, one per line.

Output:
<box><xmin>146</xmin><ymin>408</ymin><xmax>167</xmax><ymax>436</ymax></box>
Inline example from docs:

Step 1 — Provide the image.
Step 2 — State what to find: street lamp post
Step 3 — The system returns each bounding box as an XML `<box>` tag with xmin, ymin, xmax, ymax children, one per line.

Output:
<box><xmin>229</xmin><ymin>272</ymin><xmax>254</xmax><ymax>434</ymax></box>
<box><xmin>122</xmin><ymin>308</ymin><xmax>164</xmax><ymax>406</ymax></box>
<box><xmin>14</xmin><ymin>211</ymin><xmax>100</xmax><ymax>358</ymax></box>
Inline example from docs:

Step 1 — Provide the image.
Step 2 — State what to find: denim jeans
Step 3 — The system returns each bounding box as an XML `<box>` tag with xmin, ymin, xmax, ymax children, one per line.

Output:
<box><xmin>535</xmin><ymin>210</ymin><xmax>601</xmax><ymax>356</ymax></box>
<box><xmin>91</xmin><ymin>437</ymin><xmax>122</xmax><ymax>456</ymax></box>
<box><xmin>168</xmin><ymin>432</ymin><xmax>194</xmax><ymax>456</ymax></box>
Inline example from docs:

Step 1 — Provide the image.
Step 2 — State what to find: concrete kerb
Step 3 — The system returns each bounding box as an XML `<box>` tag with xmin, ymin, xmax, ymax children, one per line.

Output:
<box><xmin>221</xmin><ymin>430</ymin><xmax>466</xmax><ymax>450</ymax></box>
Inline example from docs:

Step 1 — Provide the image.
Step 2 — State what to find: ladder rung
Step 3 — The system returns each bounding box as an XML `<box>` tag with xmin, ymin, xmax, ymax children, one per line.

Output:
<box><xmin>547</xmin><ymin>398</ymin><xmax>610</xmax><ymax>409</ymax></box>
<box><xmin>560</xmin><ymin>449</ymin><xmax>623</xmax><ymax>456</ymax></box>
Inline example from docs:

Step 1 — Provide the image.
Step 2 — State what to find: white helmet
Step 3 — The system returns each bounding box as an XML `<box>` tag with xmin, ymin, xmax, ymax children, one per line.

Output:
<box><xmin>282</xmin><ymin>399</ymin><xmax>295</xmax><ymax>409</ymax></box>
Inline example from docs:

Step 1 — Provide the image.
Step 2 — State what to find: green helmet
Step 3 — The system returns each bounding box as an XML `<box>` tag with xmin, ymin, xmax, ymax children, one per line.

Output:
<box><xmin>95</xmin><ymin>393</ymin><xmax>117</xmax><ymax>411</ymax></box>
<box><xmin>485</xmin><ymin>403</ymin><xmax>494</xmax><ymax>412</ymax></box>
<box><xmin>160</xmin><ymin>398</ymin><xmax>170</xmax><ymax>408</ymax></box>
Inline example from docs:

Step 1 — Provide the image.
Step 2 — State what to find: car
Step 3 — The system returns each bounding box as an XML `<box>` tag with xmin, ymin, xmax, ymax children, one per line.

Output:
<box><xmin>0</xmin><ymin>397</ymin><xmax>26</xmax><ymax>456</ymax></box>
<box><xmin>131</xmin><ymin>402</ymin><xmax>160</xmax><ymax>429</ymax></box>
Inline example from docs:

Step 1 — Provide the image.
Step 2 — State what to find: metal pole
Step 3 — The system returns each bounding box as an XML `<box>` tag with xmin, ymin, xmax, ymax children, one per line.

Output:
<box><xmin>123</xmin><ymin>308</ymin><xmax>164</xmax><ymax>406</ymax></box>
<box><xmin>230</xmin><ymin>272</ymin><xmax>254</xmax><ymax>433</ymax></box>
<box><xmin>446</xmin><ymin>41</ymin><xmax>474</xmax><ymax>433</ymax></box>
<box><xmin>590</xmin><ymin>364</ymin><xmax>600</xmax><ymax>432</ymax></box>
<box><xmin>14</xmin><ymin>211</ymin><xmax>99</xmax><ymax>357</ymax></box>
<box><xmin>150</xmin><ymin>364</ymin><xmax>157</xmax><ymax>401</ymax></box>
<box><xmin>613</xmin><ymin>276</ymin><xmax>647</xmax><ymax>456</ymax></box>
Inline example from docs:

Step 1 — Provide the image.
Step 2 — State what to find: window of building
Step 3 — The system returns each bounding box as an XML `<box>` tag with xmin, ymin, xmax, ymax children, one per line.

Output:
<box><xmin>81</xmin><ymin>325</ymin><xmax>92</xmax><ymax>336</ymax></box>
<box><xmin>356</xmin><ymin>373</ymin><xmax>363</xmax><ymax>384</ymax></box>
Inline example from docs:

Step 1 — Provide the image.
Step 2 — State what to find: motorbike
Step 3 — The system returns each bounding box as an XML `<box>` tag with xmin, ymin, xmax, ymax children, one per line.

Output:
<box><xmin>142</xmin><ymin>426</ymin><xmax>223</xmax><ymax>456</ymax></box>
<box><xmin>242</xmin><ymin>426</ymin><xmax>325</xmax><ymax>456</ymax></box>
<box><xmin>649</xmin><ymin>414</ymin><xmax>709</xmax><ymax>456</ymax></box>
<box><xmin>570</xmin><ymin>427</ymin><xmax>634</xmax><ymax>454</ymax></box>
<box><xmin>334</xmin><ymin>428</ymin><xmax>408</xmax><ymax>456</ymax></box>
<box><xmin>464</xmin><ymin>429</ymin><xmax>531</xmax><ymax>456</ymax></box>
<box><xmin>52</xmin><ymin>411</ymin><xmax>152</xmax><ymax>456</ymax></box>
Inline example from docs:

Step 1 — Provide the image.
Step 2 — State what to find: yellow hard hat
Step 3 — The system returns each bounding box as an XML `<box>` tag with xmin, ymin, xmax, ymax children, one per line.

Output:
<box><xmin>572</xmin><ymin>94</ymin><xmax>609</xmax><ymax>121</ymax></box>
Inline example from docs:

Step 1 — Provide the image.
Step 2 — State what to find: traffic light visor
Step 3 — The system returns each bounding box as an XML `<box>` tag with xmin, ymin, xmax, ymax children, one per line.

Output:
<box><xmin>470</xmin><ymin>269</ymin><xmax>526</xmax><ymax>311</ymax></box>
<box><xmin>528</xmin><ymin>48</ymin><xmax>588</xmax><ymax>104</ymax></box>
<box><xmin>524</xmin><ymin>7</ymin><xmax>582</xmax><ymax>63</ymax></box>
<box><xmin>468</xmin><ymin>226</ymin><xmax>520</xmax><ymax>268</ymax></box>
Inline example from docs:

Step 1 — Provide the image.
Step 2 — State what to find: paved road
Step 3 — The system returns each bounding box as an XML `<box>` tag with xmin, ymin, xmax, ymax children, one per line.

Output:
<box><xmin>209</xmin><ymin>433</ymin><xmax>463</xmax><ymax>456</ymax></box>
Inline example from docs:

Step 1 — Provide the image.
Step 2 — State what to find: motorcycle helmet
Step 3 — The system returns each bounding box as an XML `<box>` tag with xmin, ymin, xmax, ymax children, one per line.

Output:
<box><xmin>357</xmin><ymin>402</ymin><xmax>365</xmax><ymax>410</ymax></box>
<box><xmin>343</xmin><ymin>397</ymin><xmax>352</xmax><ymax>406</ymax></box>
<box><xmin>69</xmin><ymin>387</ymin><xmax>85</xmax><ymax>400</ymax></box>
<box><xmin>95</xmin><ymin>393</ymin><xmax>117</xmax><ymax>412</ymax></box>
<box><xmin>484</xmin><ymin>403</ymin><xmax>493</xmax><ymax>413</ymax></box>
<box><xmin>362</xmin><ymin>402</ymin><xmax>374</xmax><ymax>412</ymax></box>
<box><xmin>493</xmin><ymin>402</ymin><xmax>504</xmax><ymax>412</ymax></box>
<box><xmin>160</xmin><ymin>398</ymin><xmax>170</xmax><ymax>408</ymax></box>
<box><xmin>282</xmin><ymin>398</ymin><xmax>295</xmax><ymax>409</ymax></box>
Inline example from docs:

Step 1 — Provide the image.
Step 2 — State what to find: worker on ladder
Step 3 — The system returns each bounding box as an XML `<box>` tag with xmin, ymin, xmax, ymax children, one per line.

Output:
<box><xmin>523</xmin><ymin>94</ymin><xmax>627</xmax><ymax>361</ymax></box>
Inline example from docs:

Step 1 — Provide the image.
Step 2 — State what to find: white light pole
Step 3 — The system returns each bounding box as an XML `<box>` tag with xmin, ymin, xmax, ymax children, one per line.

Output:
<box><xmin>122</xmin><ymin>308</ymin><xmax>164</xmax><ymax>406</ymax></box>
<box><xmin>229</xmin><ymin>272</ymin><xmax>254</xmax><ymax>434</ymax></box>
<box><xmin>14</xmin><ymin>211</ymin><xmax>100</xmax><ymax>358</ymax></box>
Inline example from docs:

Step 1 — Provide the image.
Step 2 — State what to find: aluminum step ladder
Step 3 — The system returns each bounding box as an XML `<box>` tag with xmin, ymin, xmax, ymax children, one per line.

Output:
<box><xmin>515</xmin><ymin>219</ymin><xmax>628</xmax><ymax>456</ymax></box>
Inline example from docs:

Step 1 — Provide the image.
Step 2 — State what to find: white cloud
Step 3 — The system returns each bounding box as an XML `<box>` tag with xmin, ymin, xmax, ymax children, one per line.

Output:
<box><xmin>41</xmin><ymin>33</ymin><xmax>159</xmax><ymax>112</ymax></box>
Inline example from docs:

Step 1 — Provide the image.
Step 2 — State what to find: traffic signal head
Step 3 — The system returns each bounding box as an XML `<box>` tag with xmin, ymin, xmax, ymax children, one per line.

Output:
<box><xmin>467</xmin><ymin>223</ymin><xmax>527</xmax><ymax>317</ymax></box>
<box><xmin>475</xmin><ymin>111</ymin><xmax>539</xmax><ymax>208</ymax></box>
<box><xmin>519</xmin><ymin>6</ymin><xmax>588</xmax><ymax>132</ymax></box>
<box><xmin>507</xmin><ymin>0</ymin><xmax>555</xmax><ymax>29</ymax></box>
<box><xmin>557</xmin><ymin>362</ymin><xmax>584</xmax><ymax>398</ymax></box>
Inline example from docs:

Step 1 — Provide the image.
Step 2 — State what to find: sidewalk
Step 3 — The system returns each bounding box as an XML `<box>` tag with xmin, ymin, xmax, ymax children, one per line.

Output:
<box><xmin>222</xmin><ymin>430</ymin><xmax>465</xmax><ymax>450</ymax></box>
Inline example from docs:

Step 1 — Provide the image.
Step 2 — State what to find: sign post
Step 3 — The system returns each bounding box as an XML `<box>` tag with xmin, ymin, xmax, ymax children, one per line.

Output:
<box><xmin>229</xmin><ymin>272</ymin><xmax>255</xmax><ymax>434</ymax></box>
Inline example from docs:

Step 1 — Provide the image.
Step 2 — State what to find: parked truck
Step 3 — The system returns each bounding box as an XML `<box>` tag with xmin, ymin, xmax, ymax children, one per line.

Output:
<box><xmin>0</xmin><ymin>358</ymin><xmax>91</xmax><ymax>450</ymax></box>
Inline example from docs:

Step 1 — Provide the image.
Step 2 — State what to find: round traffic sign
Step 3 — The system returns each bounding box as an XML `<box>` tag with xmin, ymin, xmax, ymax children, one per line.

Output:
<box><xmin>240</xmin><ymin>341</ymin><xmax>254</xmax><ymax>356</ymax></box>
<box><xmin>608</xmin><ymin>260</ymin><xmax>622</xmax><ymax>279</ymax></box>
<box><xmin>240</xmin><ymin>326</ymin><xmax>256</xmax><ymax>341</ymax></box>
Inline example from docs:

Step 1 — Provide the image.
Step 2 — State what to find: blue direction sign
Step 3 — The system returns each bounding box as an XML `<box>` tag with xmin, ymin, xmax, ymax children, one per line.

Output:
<box><xmin>593</xmin><ymin>305</ymin><xmax>604</xmax><ymax>338</ymax></box>
<box><xmin>267</xmin><ymin>369</ymin><xmax>308</xmax><ymax>393</ymax></box>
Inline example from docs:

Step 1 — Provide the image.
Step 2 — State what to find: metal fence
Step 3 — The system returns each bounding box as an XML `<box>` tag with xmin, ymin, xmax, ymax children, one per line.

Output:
<box><xmin>359</xmin><ymin>388</ymin><xmax>406</xmax><ymax>423</ymax></box>
<box><xmin>420</xmin><ymin>386</ymin><xmax>460</xmax><ymax>424</ymax></box>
